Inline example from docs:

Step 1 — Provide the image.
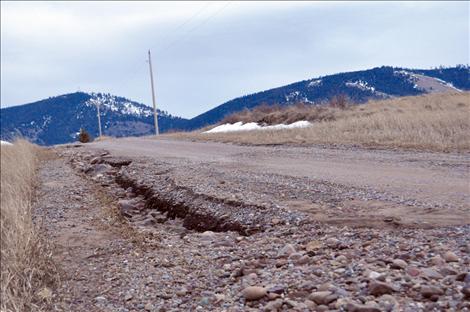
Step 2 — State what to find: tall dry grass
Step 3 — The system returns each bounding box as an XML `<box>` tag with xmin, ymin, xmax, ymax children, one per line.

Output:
<box><xmin>1</xmin><ymin>140</ymin><xmax>57</xmax><ymax>311</ymax></box>
<box><xmin>170</xmin><ymin>92</ymin><xmax>470</xmax><ymax>152</ymax></box>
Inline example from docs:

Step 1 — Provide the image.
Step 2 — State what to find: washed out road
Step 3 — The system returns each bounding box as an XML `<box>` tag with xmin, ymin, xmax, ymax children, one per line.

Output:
<box><xmin>85</xmin><ymin>137</ymin><xmax>470</xmax><ymax>227</ymax></box>
<box><xmin>42</xmin><ymin>137</ymin><xmax>470</xmax><ymax>311</ymax></box>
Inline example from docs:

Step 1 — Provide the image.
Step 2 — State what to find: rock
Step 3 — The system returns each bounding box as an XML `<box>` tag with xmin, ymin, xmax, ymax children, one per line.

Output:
<box><xmin>144</xmin><ymin>303</ymin><xmax>154</xmax><ymax>311</ymax></box>
<box><xmin>456</xmin><ymin>272</ymin><xmax>469</xmax><ymax>282</ymax></box>
<box><xmin>296</xmin><ymin>255</ymin><xmax>310</xmax><ymax>265</ymax></box>
<box><xmin>462</xmin><ymin>285</ymin><xmax>470</xmax><ymax>298</ymax></box>
<box><xmin>199</xmin><ymin>297</ymin><xmax>210</xmax><ymax>306</ymax></box>
<box><xmin>430</xmin><ymin>255</ymin><xmax>445</xmax><ymax>266</ymax></box>
<box><xmin>406</xmin><ymin>266</ymin><xmax>420</xmax><ymax>277</ymax></box>
<box><xmin>139</xmin><ymin>218</ymin><xmax>155</xmax><ymax>227</ymax></box>
<box><xmin>95</xmin><ymin>296</ymin><xmax>107</xmax><ymax>303</ymax></box>
<box><xmin>306</xmin><ymin>240</ymin><xmax>322</xmax><ymax>252</ymax></box>
<box><xmin>368</xmin><ymin>271</ymin><xmax>382</xmax><ymax>280</ymax></box>
<box><xmin>421</xmin><ymin>268</ymin><xmax>443</xmax><ymax>280</ymax></box>
<box><xmin>90</xmin><ymin>156</ymin><xmax>102</xmax><ymax>164</ymax></box>
<box><xmin>368</xmin><ymin>280</ymin><xmax>396</xmax><ymax>296</ymax></box>
<box><xmin>124</xmin><ymin>293</ymin><xmax>133</xmax><ymax>301</ymax></box>
<box><xmin>242</xmin><ymin>286</ymin><xmax>267</xmax><ymax>301</ymax></box>
<box><xmin>267</xmin><ymin>292</ymin><xmax>280</xmax><ymax>300</ymax></box>
<box><xmin>214</xmin><ymin>294</ymin><xmax>225</xmax><ymax>302</ymax></box>
<box><xmin>443</xmin><ymin>251</ymin><xmax>459</xmax><ymax>262</ymax></box>
<box><xmin>378</xmin><ymin>294</ymin><xmax>399</xmax><ymax>310</ymax></box>
<box><xmin>267</xmin><ymin>285</ymin><xmax>286</xmax><ymax>295</ymax></box>
<box><xmin>288</xmin><ymin>252</ymin><xmax>302</xmax><ymax>261</ymax></box>
<box><xmin>304</xmin><ymin>299</ymin><xmax>316</xmax><ymax>309</ymax></box>
<box><xmin>391</xmin><ymin>259</ymin><xmax>407</xmax><ymax>269</ymax></box>
<box><xmin>91</xmin><ymin>163</ymin><xmax>111</xmax><ymax>175</ymax></box>
<box><xmin>176</xmin><ymin>288</ymin><xmax>188</xmax><ymax>296</ymax></box>
<box><xmin>264</xmin><ymin>299</ymin><xmax>283</xmax><ymax>311</ymax></box>
<box><xmin>118</xmin><ymin>199</ymin><xmax>136</xmax><ymax>217</ymax></box>
<box><xmin>309</xmin><ymin>291</ymin><xmax>338</xmax><ymax>305</ymax></box>
<box><xmin>420</xmin><ymin>285</ymin><xmax>444</xmax><ymax>298</ymax></box>
<box><xmin>278</xmin><ymin>244</ymin><xmax>296</xmax><ymax>257</ymax></box>
<box><xmin>440</xmin><ymin>266</ymin><xmax>458</xmax><ymax>276</ymax></box>
<box><xmin>346</xmin><ymin>302</ymin><xmax>381</xmax><ymax>312</ymax></box>
<box><xmin>271</xmin><ymin>217</ymin><xmax>281</xmax><ymax>225</ymax></box>
<box><xmin>326</xmin><ymin>237</ymin><xmax>340</xmax><ymax>248</ymax></box>
<box><xmin>37</xmin><ymin>287</ymin><xmax>52</xmax><ymax>300</ymax></box>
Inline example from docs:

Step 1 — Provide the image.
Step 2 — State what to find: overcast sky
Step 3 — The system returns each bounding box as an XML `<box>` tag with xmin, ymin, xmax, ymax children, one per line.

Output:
<box><xmin>1</xmin><ymin>1</ymin><xmax>468</xmax><ymax>118</ymax></box>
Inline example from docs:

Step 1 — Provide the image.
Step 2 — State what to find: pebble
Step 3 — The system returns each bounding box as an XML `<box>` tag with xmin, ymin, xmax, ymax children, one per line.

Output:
<box><xmin>264</xmin><ymin>299</ymin><xmax>283</xmax><ymax>311</ymax></box>
<box><xmin>421</xmin><ymin>268</ymin><xmax>443</xmax><ymax>280</ymax></box>
<box><xmin>305</xmin><ymin>240</ymin><xmax>322</xmax><ymax>252</ymax></box>
<box><xmin>420</xmin><ymin>285</ymin><xmax>444</xmax><ymax>298</ymax></box>
<box><xmin>368</xmin><ymin>280</ymin><xmax>396</xmax><ymax>296</ymax></box>
<box><xmin>278</xmin><ymin>244</ymin><xmax>296</xmax><ymax>257</ymax></box>
<box><xmin>461</xmin><ymin>285</ymin><xmax>470</xmax><ymax>299</ymax></box>
<box><xmin>391</xmin><ymin>259</ymin><xmax>407</xmax><ymax>269</ymax></box>
<box><xmin>430</xmin><ymin>255</ymin><xmax>445</xmax><ymax>266</ymax></box>
<box><xmin>242</xmin><ymin>286</ymin><xmax>267</xmax><ymax>301</ymax></box>
<box><xmin>309</xmin><ymin>291</ymin><xmax>337</xmax><ymax>305</ymax></box>
<box><xmin>346</xmin><ymin>302</ymin><xmax>381</xmax><ymax>312</ymax></box>
<box><xmin>443</xmin><ymin>251</ymin><xmax>459</xmax><ymax>262</ymax></box>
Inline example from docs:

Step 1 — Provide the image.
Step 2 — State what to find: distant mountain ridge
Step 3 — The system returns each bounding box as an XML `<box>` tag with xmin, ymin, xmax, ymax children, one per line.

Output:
<box><xmin>1</xmin><ymin>65</ymin><xmax>468</xmax><ymax>145</ymax></box>
<box><xmin>186</xmin><ymin>65</ymin><xmax>470</xmax><ymax>129</ymax></box>
<box><xmin>0</xmin><ymin>92</ymin><xmax>188</xmax><ymax>145</ymax></box>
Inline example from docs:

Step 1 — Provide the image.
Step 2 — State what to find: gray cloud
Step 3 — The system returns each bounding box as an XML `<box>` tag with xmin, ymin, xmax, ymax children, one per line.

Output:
<box><xmin>1</xmin><ymin>1</ymin><xmax>468</xmax><ymax>117</ymax></box>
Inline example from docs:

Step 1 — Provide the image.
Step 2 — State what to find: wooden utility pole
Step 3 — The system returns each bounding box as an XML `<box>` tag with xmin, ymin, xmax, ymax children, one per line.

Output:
<box><xmin>96</xmin><ymin>102</ymin><xmax>102</xmax><ymax>138</ymax></box>
<box><xmin>148</xmin><ymin>50</ymin><xmax>159</xmax><ymax>135</ymax></box>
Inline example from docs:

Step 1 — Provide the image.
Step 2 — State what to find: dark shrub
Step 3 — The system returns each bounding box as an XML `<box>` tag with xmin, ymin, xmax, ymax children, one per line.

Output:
<box><xmin>329</xmin><ymin>94</ymin><xmax>349</xmax><ymax>109</ymax></box>
<box><xmin>78</xmin><ymin>128</ymin><xmax>92</xmax><ymax>143</ymax></box>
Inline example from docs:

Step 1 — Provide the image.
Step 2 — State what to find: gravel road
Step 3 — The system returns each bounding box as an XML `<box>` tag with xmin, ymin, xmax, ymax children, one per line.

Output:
<box><xmin>33</xmin><ymin>141</ymin><xmax>470</xmax><ymax>311</ymax></box>
<box><xmin>84</xmin><ymin>137</ymin><xmax>470</xmax><ymax>227</ymax></box>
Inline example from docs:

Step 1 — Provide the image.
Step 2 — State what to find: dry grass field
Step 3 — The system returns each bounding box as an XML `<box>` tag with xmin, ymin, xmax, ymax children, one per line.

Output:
<box><xmin>0</xmin><ymin>140</ymin><xmax>57</xmax><ymax>311</ymax></box>
<box><xmin>170</xmin><ymin>92</ymin><xmax>470</xmax><ymax>152</ymax></box>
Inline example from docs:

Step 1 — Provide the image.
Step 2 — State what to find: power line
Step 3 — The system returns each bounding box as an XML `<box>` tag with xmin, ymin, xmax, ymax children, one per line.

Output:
<box><xmin>112</xmin><ymin>2</ymin><xmax>216</xmax><ymax>100</ymax></box>
<box><xmin>155</xmin><ymin>2</ymin><xmax>232</xmax><ymax>55</ymax></box>
<box><xmin>156</xmin><ymin>2</ymin><xmax>212</xmax><ymax>48</ymax></box>
<box><xmin>111</xmin><ymin>2</ymin><xmax>231</xmax><ymax>108</ymax></box>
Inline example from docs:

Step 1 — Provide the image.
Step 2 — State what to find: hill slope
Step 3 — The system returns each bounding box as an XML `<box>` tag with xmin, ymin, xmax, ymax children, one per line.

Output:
<box><xmin>1</xmin><ymin>65</ymin><xmax>468</xmax><ymax>145</ymax></box>
<box><xmin>0</xmin><ymin>92</ymin><xmax>187</xmax><ymax>145</ymax></box>
<box><xmin>186</xmin><ymin>65</ymin><xmax>469</xmax><ymax>129</ymax></box>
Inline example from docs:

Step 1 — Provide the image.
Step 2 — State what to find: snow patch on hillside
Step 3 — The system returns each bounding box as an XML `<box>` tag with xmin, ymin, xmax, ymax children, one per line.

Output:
<box><xmin>307</xmin><ymin>79</ymin><xmax>322</xmax><ymax>87</ymax></box>
<box><xmin>394</xmin><ymin>70</ymin><xmax>462</xmax><ymax>93</ymax></box>
<box><xmin>345</xmin><ymin>80</ymin><xmax>376</xmax><ymax>92</ymax></box>
<box><xmin>204</xmin><ymin>121</ymin><xmax>311</xmax><ymax>134</ymax></box>
<box><xmin>85</xmin><ymin>93</ymin><xmax>153</xmax><ymax>117</ymax></box>
<box><xmin>345</xmin><ymin>80</ymin><xmax>391</xmax><ymax>98</ymax></box>
<box><xmin>285</xmin><ymin>91</ymin><xmax>311</xmax><ymax>103</ymax></box>
<box><xmin>431</xmin><ymin>77</ymin><xmax>462</xmax><ymax>92</ymax></box>
<box><xmin>1</xmin><ymin>140</ymin><xmax>13</xmax><ymax>146</ymax></box>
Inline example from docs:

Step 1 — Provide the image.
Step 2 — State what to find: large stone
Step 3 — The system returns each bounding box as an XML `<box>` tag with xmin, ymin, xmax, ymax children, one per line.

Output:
<box><xmin>309</xmin><ymin>291</ymin><xmax>338</xmax><ymax>305</ymax></box>
<box><xmin>391</xmin><ymin>259</ymin><xmax>407</xmax><ymax>269</ymax></box>
<box><xmin>242</xmin><ymin>286</ymin><xmax>267</xmax><ymax>301</ymax></box>
<box><xmin>90</xmin><ymin>156</ymin><xmax>103</xmax><ymax>164</ymax></box>
<box><xmin>421</xmin><ymin>268</ymin><xmax>443</xmax><ymax>280</ymax></box>
<box><xmin>462</xmin><ymin>285</ymin><xmax>470</xmax><ymax>298</ymax></box>
<box><xmin>368</xmin><ymin>280</ymin><xmax>396</xmax><ymax>296</ymax></box>
<box><xmin>443</xmin><ymin>251</ymin><xmax>459</xmax><ymax>262</ymax></box>
<box><xmin>346</xmin><ymin>302</ymin><xmax>381</xmax><ymax>312</ymax></box>
<box><xmin>306</xmin><ymin>240</ymin><xmax>322</xmax><ymax>252</ymax></box>
<box><xmin>264</xmin><ymin>299</ymin><xmax>283</xmax><ymax>311</ymax></box>
<box><xmin>278</xmin><ymin>244</ymin><xmax>296</xmax><ymax>257</ymax></box>
<box><xmin>420</xmin><ymin>285</ymin><xmax>444</xmax><ymax>298</ymax></box>
<box><xmin>118</xmin><ymin>199</ymin><xmax>136</xmax><ymax>217</ymax></box>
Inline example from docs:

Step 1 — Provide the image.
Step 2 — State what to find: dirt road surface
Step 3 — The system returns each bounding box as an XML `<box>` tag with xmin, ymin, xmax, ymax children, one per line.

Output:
<box><xmin>36</xmin><ymin>138</ymin><xmax>470</xmax><ymax>311</ymax></box>
<box><xmin>85</xmin><ymin>137</ymin><xmax>470</xmax><ymax>227</ymax></box>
